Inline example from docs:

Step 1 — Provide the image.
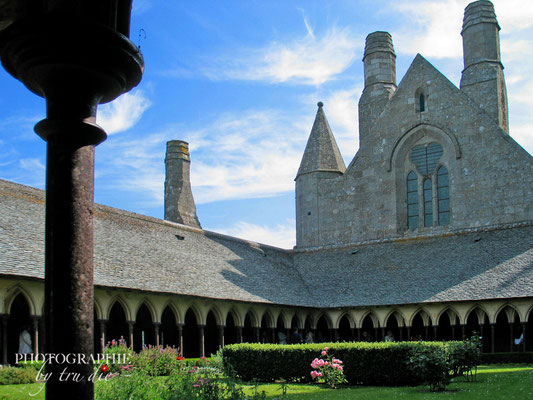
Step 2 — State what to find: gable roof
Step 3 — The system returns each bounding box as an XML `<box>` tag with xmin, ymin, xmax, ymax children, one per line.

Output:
<box><xmin>296</xmin><ymin>102</ymin><xmax>346</xmax><ymax>179</ymax></box>
<box><xmin>1</xmin><ymin>178</ymin><xmax>532</xmax><ymax>309</ymax></box>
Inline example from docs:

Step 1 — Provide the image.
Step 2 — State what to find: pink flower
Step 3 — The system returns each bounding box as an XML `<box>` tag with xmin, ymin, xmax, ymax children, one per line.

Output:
<box><xmin>324</xmin><ymin>347</ymin><xmax>329</xmax><ymax>351</ymax></box>
<box><xmin>321</xmin><ymin>351</ymin><xmax>327</xmax><ymax>356</ymax></box>
<box><xmin>310</xmin><ymin>370</ymin><xmax>319</xmax><ymax>379</ymax></box>
<box><xmin>317</xmin><ymin>372</ymin><xmax>323</xmax><ymax>377</ymax></box>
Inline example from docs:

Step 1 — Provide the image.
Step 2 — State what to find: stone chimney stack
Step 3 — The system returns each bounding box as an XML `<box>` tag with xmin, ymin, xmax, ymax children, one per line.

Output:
<box><xmin>164</xmin><ymin>140</ymin><xmax>201</xmax><ymax>228</ymax></box>
<box><xmin>460</xmin><ymin>0</ymin><xmax>509</xmax><ymax>133</ymax></box>
<box><xmin>358</xmin><ymin>31</ymin><xmax>397</xmax><ymax>148</ymax></box>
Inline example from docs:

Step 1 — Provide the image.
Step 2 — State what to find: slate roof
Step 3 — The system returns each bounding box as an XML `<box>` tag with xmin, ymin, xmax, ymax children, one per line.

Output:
<box><xmin>293</xmin><ymin>227</ymin><xmax>533</xmax><ymax>308</ymax></box>
<box><xmin>0</xmin><ymin>179</ymin><xmax>314</xmax><ymax>307</ymax></box>
<box><xmin>1</xmin><ymin>178</ymin><xmax>532</xmax><ymax>309</ymax></box>
<box><xmin>296</xmin><ymin>102</ymin><xmax>346</xmax><ymax>179</ymax></box>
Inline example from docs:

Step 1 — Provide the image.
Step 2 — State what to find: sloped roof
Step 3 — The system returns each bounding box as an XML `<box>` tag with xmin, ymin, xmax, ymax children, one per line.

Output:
<box><xmin>1</xmin><ymin>178</ymin><xmax>532</xmax><ymax>309</ymax></box>
<box><xmin>293</xmin><ymin>226</ymin><xmax>533</xmax><ymax>308</ymax></box>
<box><xmin>0</xmin><ymin>179</ymin><xmax>315</xmax><ymax>307</ymax></box>
<box><xmin>296</xmin><ymin>102</ymin><xmax>346</xmax><ymax>179</ymax></box>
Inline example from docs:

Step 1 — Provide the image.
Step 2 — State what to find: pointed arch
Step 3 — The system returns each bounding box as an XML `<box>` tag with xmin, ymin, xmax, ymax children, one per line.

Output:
<box><xmin>244</xmin><ymin>308</ymin><xmax>260</xmax><ymax>328</ymax></box>
<box><xmin>226</xmin><ymin>308</ymin><xmax>243</xmax><ymax>327</ymax></box>
<box><xmin>184</xmin><ymin>303</ymin><xmax>203</xmax><ymax>326</ymax></box>
<box><xmin>93</xmin><ymin>297</ymin><xmax>104</xmax><ymax>320</ymax></box>
<box><xmin>206</xmin><ymin>305</ymin><xmax>224</xmax><ymax>327</ymax></box>
<box><xmin>106</xmin><ymin>296</ymin><xmax>132</xmax><ymax>321</ymax></box>
<box><xmin>359</xmin><ymin>310</ymin><xmax>378</xmax><ymax>328</ymax></box>
<box><xmin>384</xmin><ymin>309</ymin><xmax>405</xmax><ymax>327</ymax></box>
<box><xmin>463</xmin><ymin>304</ymin><xmax>489</xmax><ymax>325</ymax></box>
<box><xmin>5</xmin><ymin>285</ymin><xmax>37</xmax><ymax>316</ymax></box>
<box><xmin>133</xmin><ymin>298</ymin><xmax>158</xmax><ymax>323</ymax></box>
<box><xmin>408</xmin><ymin>308</ymin><xmax>432</xmax><ymax>327</ymax></box>
<box><xmin>494</xmin><ymin>303</ymin><xmax>521</xmax><ymax>323</ymax></box>
<box><xmin>260</xmin><ymin>310</ymin><xmax>274</xmax><ymax>329</ymax></box>
<box><xmin>161</xmin><ymin>301</ymin><xmax>181</xmax><ymax>324</ymax></box>
<box><xmin>436</xmin><ymin>306</ymin><xmax>459</xmax><ymax>325</ymax></box>
<box><xmin>290</xmin><ymin>314</ymin><xmax>302</xmax><ymax>329</ymax></box>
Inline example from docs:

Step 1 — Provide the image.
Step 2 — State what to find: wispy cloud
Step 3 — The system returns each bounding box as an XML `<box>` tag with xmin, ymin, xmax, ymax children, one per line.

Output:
<box><xmin>199</xmin><ymin>25</ymin><xmax>362</xmax><ymax>85</ymax></box>
<box><xmin>98</xmin><ymin>90</ymin><xmax>151</xmax><ymax>135</ymax></box>
<box><xmin>215</xmin><ymin>219</ymin><xmax>296</xmax><ymax>249</ymax></box>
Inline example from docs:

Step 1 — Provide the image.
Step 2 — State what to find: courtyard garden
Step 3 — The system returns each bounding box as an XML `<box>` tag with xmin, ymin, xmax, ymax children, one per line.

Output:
<box><xmin>1</xmin><ymin>337</ymin><xmax>532</xmax><ymax>399</ymax></box>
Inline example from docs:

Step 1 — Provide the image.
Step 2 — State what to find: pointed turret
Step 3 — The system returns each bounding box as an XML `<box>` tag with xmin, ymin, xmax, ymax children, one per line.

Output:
<box><xmin>296</xmin><ymin>102</ymin><xmax>346</xmax><ymax>179</ymax></box>
<box><xmin>295</xmin><ymin>102</ymin><xmax>345</xmax><ymax>248</ymax></box>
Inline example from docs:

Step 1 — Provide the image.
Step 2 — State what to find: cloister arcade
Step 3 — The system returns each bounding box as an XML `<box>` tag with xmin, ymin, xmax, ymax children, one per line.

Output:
<box><xmin>2</xmin><ymin>279</ymin><xmax>532</xmax><ymax>363</ymax></box>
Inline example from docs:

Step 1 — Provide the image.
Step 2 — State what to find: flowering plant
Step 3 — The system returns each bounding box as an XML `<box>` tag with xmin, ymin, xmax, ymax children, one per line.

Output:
<box><xmin>310</xmin><ymin>347</ymin><xmax>347</xmax><ymax>389</ymax></box>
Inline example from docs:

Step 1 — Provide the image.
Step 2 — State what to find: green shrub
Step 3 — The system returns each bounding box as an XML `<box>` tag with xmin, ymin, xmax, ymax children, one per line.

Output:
<box><xmin>447</xmin><ymin>335</ymin><xmax>481</xmax><ymax>381</ymax></box>
<box><xmin>222</xmin><ymin>341</ymin><xmax>449</xmax><ymax>386</ymax></box>
<box><xmin>131</xmin><ymin>345</ymin><xmax>181</xmax><ymax>376</ymax></box>
<box><xmin>0</xmin><ymin>366</ymin><xmax>37</xmax><ymax>385</ymax></box>
<box><xmin>409</xmin><ymin>345</ymin><xmax>451</xmax><ymax>391</ymax></box>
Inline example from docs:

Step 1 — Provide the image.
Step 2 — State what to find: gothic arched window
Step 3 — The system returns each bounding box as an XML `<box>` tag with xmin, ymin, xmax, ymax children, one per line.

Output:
<box><xmin>419</xmin><ymin>93</ymin><xmax>426</xmax><ymax>112</ymax></box>
<box><xmin>437</xmin><ymin>166</ymin><xmax>450</xmax><ymax>225</ymax></box>
<box><xmin>406</xmin><ymin>142</ymin><xmax>450</xmax><ymax>230</ymax></box>
<box><xmin>407</xmin><ymin>171</ymin><xmax>419</xmax><ymax>229</ymax></box>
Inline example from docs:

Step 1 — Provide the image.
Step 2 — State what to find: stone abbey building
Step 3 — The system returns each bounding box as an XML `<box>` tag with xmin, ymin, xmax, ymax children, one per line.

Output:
<box><xmin>1</xmin><ymin>0</ymin><xmax>532</xmax><ymax>363</ymax></box>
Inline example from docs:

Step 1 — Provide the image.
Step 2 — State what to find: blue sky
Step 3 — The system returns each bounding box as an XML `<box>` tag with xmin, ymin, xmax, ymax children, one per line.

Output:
<box><xmin>1</xmin><ymin>0</ymin><xmax>532</xmax><ymax>249</ymax></box>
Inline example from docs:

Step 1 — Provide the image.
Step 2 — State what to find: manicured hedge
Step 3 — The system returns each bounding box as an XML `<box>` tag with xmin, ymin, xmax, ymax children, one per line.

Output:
<box><xmin>480</xmin><ymin>352</ymin><xmax>533</xmax><ymax>364</ymax></box>
<box><xmin>222</xmin><ymin>341</ymin><xmax>453</xmax><ymax>386</ymax></box>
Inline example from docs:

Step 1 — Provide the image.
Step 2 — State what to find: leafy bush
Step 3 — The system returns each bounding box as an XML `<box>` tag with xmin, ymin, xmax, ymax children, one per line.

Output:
<box><xmin>131</xmin><ymin>345</ymin><xmax>181</xmax><ymax>376</ymax></box>
<box><xmin>447</xmin><ymin>335</ymin><xmax>481</xmax><ymax>381</ymax></box>
<box><xmin>98</xmin><ymin>338</ymin><xmax>134</xmax><ymax>374</ymax></box>
<box><xmin>222</xmin><ymin>341</ymin><xmax>448</xmax><ymax>386</ymax></box>
<box><xmin>409</xmin><ymin>345</ymin><xmax>450</xmax><ymax>391</ymax></box>
<box><xmin>0</xmin><ymin>366</ymin><xmax>37</xmax><ymax>385</ymax></box>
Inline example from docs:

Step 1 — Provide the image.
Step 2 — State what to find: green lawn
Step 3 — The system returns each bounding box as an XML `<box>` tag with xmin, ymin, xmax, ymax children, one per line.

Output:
<box><xmin>1</xmin><ymin>365</ymin><xmax>532</xmax><ymax>400</ymax></box>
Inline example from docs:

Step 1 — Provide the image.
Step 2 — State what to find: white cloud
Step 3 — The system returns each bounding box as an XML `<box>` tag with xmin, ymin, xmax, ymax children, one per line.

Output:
<box><xmin>98</xmin><ymin>90</ymin><xmax>151</xmax><ymax>135</ymax></box>
<box><xmin>214</xmin><ymin>219</ymin><xmax>296</xmax><ymax>249</ymax></box>
<box><xmin>201</xmin><ymin>25</ymin><xmax>362</xmax><ymax>85</ymax></box>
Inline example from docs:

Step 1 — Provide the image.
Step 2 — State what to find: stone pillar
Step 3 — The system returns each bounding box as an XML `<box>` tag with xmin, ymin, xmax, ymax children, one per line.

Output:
<box><xmin>217</xmin><ymin>326</ymin><xmax>225</xmax><ymax>348</ymax></box>
<box><xmin>270</xmin><ymin>328</ymin><xmax>276</xmax><ymax>343</ymax></box>
<box><xmin>374</xmin><ymin>327</ymin><xmax>379</xmax><ymax>342</ymax></box>
<box><xmin>399</xmin><ymin>327</ymin><xmax>403</xmax><ymax>341</ymax></box>
<box><xmin>1</xmin><ymin>314</ymin><xmax>8</xmax><ymax>364</ymax></box>
<box><xmin>491</xmin><ymin>323</ymin><xmax>496</xmax><ymax>353</ymax></box>
<box><xmin>331</xmin><ymin>328</ymin><xmax>339</xmax><ymax>342</ymax></box>
<box><xmin>31</xmin><ymin>316</ymin><xmax>40</xmax><ymax>356</ymax></box>
<box><xmin>253</xmin><ymin>327</ymin><xmax>260</xmax><ymax>343</ymax></box>
<box><xmin>424</xmin><ymin>326</ymin><xmax>429</xmax><ymax>340</ymax></box>
<box><xmin>433</xmin><ymin>326</ymin><xmax>438</xmax><ymax>341</ymax></box>
<box><xmin>236</xmin><ymin>327</ymin><xmax>243</xmax><ymax>343</ymax></box>
<box><xmin>461</xmin><ymin>324</ymin><xmax>466</xmax><ymax>339</ymax></box>
<box><xmin>128</xmin><ymin>321</ymin><xmax>135</xmax><ymax>349</ymax></box>
<box><xmin>407</xmin><ymin>327</ymin><xmax>411</xmax><ymax>341</ymax></box>
<box><xmin>177</xmin><ymin>324</ymin><xmax>184</xmax><ymax>356</ymax></box>
<box><xmin>154</xmin><ymin>323</ymin><xmax>161</xmax><ymax>347</ymax></box>
<box><xmin>356</xmin><ymin>328</ymin><xmax>361</xmax><ymax>342</ymax></box>
<box><xmin>509</xmin><ymin>322</ymin><xmax>514</xmax><ymax>352</ymax></box>
<box><xmin>381</xmin><ymin>328</ymin><xmax>386</xmax><ymax>341</ymax></box>
<box><xmin>522</xmin><ymin>323</ymin><xmax>527</xmax><ymax>352</ymax></box>
<box><xmin>198</xmin><ymin>325</ymin><xmax>205</xmax><ymax>358</ymax></box>
<box><xmin>451</xmin><ymin>325</ymin><xmax>456</xmax><ymax>340</ymax></box>
<box><xmin>98</xmin><ymin>319</ymin><xmax>108</xmax><ymax>353</ymax></box>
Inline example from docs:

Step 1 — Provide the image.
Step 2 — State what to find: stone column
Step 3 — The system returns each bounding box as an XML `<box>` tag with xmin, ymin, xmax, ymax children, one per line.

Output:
<box><xmin>236</xmin><ymin>326</ymin><xmax>243</xmax><ymax>343</ymax></box>
<box><xmin>509</xmin><ymin>322</ymin><xmax>514</xmax><ymax>352</ymax></box>
<box><xmin>217</xmin><ymin>326</ymin><xmax>225</xmax><ymax>348</ymax></box>
<box><xmin>1</xmin><ymin>314</ymin><xmax>7</xmax><ymax>364</ymax></box>
<box><xmin>31</xmin><ymin>316</ymin><xmax>41</xmax><ymax>356</ymax></box>
<box><xmin>98</xmin><ymin>319</ymin><xmax>108</xmax><ymax>353</ymax></box>
<box><xmin>461</xmin><ymin>324</ymin><xmax>466</xmax><ymax>339</ymax></box>
<box><xmin>433</xmin><ymin>326</ymin><xmax>438</xmax><ymax>341</ymax></box>
<box><xmin>198</xmin><ymin>325</ymin><xmax>205</xmax><ymax>358</ymax></box>
<box><xmin>176</xmin><ymin>324</ymin><xmax>184</xmax><ymax>356</ymax></box>
<box><xmin>451</xmin><ymin>325</ymin><xmax>456</xmax><ymax>340</ymax></box>
<box><xmin>270</xmin><ymin>327</ymin><xmax>276</xmax><ymax>343</ymax></box>
<box><xmin>406</xmin><ymin>327</ymin><xmax>411</xmax><ymax>341</ymax></box>
<box><xmin>356</xmin><ymin>328</ymin><xmax>361</xmax><ymax>342</ymax></box>
<box><xmin>128</xmin><ymin>321</ymin><xmax>135</xmax><ymax>349</ymax></box>
<box><xmin>491</xmin><ymin>323</ymin><xmax>496</xmax><ymax>353</ymax></box>
<box><xmin>331</xmin><ymin>328</ymin><xmax>339</xmax><ymax>342</ymax></box>
<box><xmin>381</xmin><ymin>328</ymin><xmax>386</xmax><ymax>341</ymax></box>
<box><xmin>154</xmin><ymin>323</ymin><xmax>161</xmax><ymax>347</ymax></box>
<box><xmin>522</xmin><ymin>323</ymin><xmax>527</xmax><ymax>352</ymax></box>
<box><xmin>424</xmin><ymin>326</ymin><xmax>429</xmax><ymax>340</ymax></box>
<box><xmin>253</xmin><ymin>327</ymin><xmax>260</xmax><ymax>343</ymax></box>
<box><xmin>399</xmin><ymin>327</ymin><xmax>403</xmax><ymax>341</ymax></box>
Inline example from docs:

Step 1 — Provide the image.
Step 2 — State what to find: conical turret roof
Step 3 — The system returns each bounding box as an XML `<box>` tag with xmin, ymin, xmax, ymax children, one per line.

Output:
<box><xmin>296</xmin><ymin>102</ymin><xmax>346</xmax><ymax>179</ymax></box>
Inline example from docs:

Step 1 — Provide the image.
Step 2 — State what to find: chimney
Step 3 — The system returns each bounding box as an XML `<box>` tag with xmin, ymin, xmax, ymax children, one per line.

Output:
<box><xmin>164</xmin><ymin>140</ymin><xmax>201</xmax><ymax>228</ymax></box>
<box><xmin>460</xmin><ymin>0</ymin><xmax>509</xmax><ymax>133</ymax></box>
